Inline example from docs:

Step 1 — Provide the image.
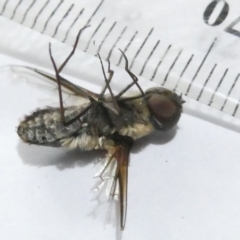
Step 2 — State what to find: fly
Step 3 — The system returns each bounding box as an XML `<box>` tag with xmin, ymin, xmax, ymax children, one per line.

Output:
<box><xmin>16</xmin><ymin>26</ymin><xmax>184</xmax><ymax>230</ymax></box>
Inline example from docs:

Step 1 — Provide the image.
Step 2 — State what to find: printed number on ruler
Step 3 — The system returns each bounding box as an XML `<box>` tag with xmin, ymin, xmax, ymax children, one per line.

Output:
<box><xmin>204</xmin><ymin>0</ymin><xmax>240</xmax><ymax>38</ymax></box>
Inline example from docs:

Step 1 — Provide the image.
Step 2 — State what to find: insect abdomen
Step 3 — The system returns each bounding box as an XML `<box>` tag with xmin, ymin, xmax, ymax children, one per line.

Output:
<box><xmin>17</xmin><ymin>106</ymin><xmax>87</xmax><ymax>147</ymax></box>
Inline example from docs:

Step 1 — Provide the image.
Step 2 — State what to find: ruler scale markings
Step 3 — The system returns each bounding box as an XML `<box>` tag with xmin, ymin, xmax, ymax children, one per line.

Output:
<box><xmin>106</xmin><ymin>26</ymin><xmax>127</xmax><ymax>61</ymax></box>
<box><xmin>21</xmin><ymin>0</ymin><xmax>37</xmax><ymax>24</ymax></box>
<box><xmin>129</xmin><ymin>28</ymin><xmax>154</xmax><ymax>70</ymax></box>
<box><xmin>10</xmin><ymin>0</ymin><xmax>23</xmax><ymax>20</ymax></box>
<box><xmin>52</xmin><ymin>4</ymin><xmax>74</xmax><ymax>38</ymax></box>
<box><xmin>197</xmin><ymin>63</ymin><xmax>217</xmax><ymax>101</ymax></box>
<box><xmin>173</xmin><ymin>54</ymin><xmax>194</xmax><ymax>91</ymax></box>
<box><xmin>117</xmin><ymin>31</ymin><xmax>138</xmax><ymax>66</ymax></box>
<box><xmin>1</xmin><ymin>4</ymin><xmax>240</xmax><ymax>123</ymax></box>
<box><xmin>208</xmin><ymin>68</ymin><xmax>228</xmax><ymax>106</ymax></box>
<box><xmin>96</xmin><ymin>21</ymin><xmax>116</xmax><ymax>55</ymax></box>
<box><xmin>84</xmin><ymin>17</ymin><xmax>105</xmax><ymax>51</ymax></box>
<box><xmin>62</xmin><ymin>8</ymin><xmax>84</xmax><ymax>43</ymax></box>
<box><xmin>139</xmin><ymin>40</ymin><xmax>160</xmax><ymax>76</ymax></box>
<box><xmin>0</xmin><ymin>0</ymin><xmax>9</xmax><ymax>15</ymax></box>
<box><xmin>162</xmin><ymin>49</ymin><xmax>182</xmax><ymax>86</ymax></box>
<box><xmin>0</xmin><ymin>5</ymin><xmax>240</xmax><ymax>125</ymax></box>
<box><xmin>220</xmin><ymin>73</ymin><xmax>240</xmax><ymax>111</ymax></box>
<box><xmin>185</xmin><ymin>38</ymin><xmax>217</xmax><ymax>96</ymax></box>
<box><xmin>31</xmin><ymin>0</ymin><xmax>50</xmax><ymax>29</ymax></box>
<box><xmin>41</xmin><ymin>0</ymin><xmax>63</xmax><ymax>34</ymax></box>
<box><xmin>150</xmin><ymin>44</ymin><xmax>171</xmax><ymax>81</ymax></box>
<box><xmin>232</xmin><ymin>97</ymin><xmax>240</xmax><ymax>116</ymax></box>
<box><xmin>84</xmin><ymin>0</ymin><xmax>104</xmax><ymax>26</ymax></box>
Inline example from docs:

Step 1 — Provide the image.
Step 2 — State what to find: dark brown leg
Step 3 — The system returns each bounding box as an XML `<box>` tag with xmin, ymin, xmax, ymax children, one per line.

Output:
<box><xmin>116</xmin><ymin>49</ymin><xmax>144</xmax><ymax>98</ymax></box>
<box><xmin>97</xmin><ymin>54</ymin><xmax>120</xmax><ymax>114</ymax></box>
<box><xmin>48</xmin><ymin>26</ymin><xmax>90</xmax><ymax>125</ymax></box>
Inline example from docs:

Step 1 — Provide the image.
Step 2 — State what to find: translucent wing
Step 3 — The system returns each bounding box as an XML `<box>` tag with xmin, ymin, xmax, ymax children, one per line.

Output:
<box><xmin>6</xmin><ymin>65</ymin><xmax>123</xmax><ymax>116</ymax></box>
<box><xmin>94</xmin><ymin>135</ymin><xmax>133</xmax><ymax>230</ymax></box>
<box><xmin>6</xmin><ymin>65</ymin><xmax>100</xmax><ymax>100</ymax></box>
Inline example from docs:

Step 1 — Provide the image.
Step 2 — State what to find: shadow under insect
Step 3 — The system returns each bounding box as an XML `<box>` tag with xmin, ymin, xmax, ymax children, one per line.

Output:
<box><xmin>132</xmin><ymin>126</ymin><xmax>178</xmax><ymax>154</ymax></box>
<box><xmin>17</xmin><ymin>141</ymin><xmax>100</xmax><ymax>170</ymax></box>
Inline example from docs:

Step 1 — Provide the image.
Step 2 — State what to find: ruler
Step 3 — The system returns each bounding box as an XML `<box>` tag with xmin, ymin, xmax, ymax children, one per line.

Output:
<box><xmin>1</xmin><ymin>0</ymin><xmax>240</xmax><ymax>125</ymax></box>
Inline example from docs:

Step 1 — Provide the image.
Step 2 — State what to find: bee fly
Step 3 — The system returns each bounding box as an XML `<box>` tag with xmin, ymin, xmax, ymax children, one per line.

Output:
<box><xmin>17</xmin><ymin>27</ymin><xmax>184</xmax><ymax>230</ymax></box>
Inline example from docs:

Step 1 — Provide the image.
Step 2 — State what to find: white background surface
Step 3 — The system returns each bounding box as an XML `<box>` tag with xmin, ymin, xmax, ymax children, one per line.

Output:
<box><xmin>1</xmin><ymin>1</ymin><xmax>240</xmax><ymax>240</ymax></box>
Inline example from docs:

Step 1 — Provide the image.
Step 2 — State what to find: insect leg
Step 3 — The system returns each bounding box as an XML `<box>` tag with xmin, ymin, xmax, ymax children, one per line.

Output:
<box><xmin>116</xmin><ymin>49</ymin><xmax>144</xmax><ymax>98</ymax></box>
<box><xmin>57</xmin><ymin>26</ymin><xmax>90</xmax><ymax>73</ymax></box>
<box><xmin>48</xmin><ymin>26</ymin><xmax>93</xmax><ymax>125</ymax></box>
<box><xmin>97</xmin><ymin>54</ymin><xmax>120</xmax><ymax>114</ymax></box>
<box><xmin>49</xmin><ymin>43</ymin><xmax>66</xmax><ymax>124</ymax></box>
<box><xmin>50</xmin><ymin>47</ymin><xmax>94</xmax><ymax>126</ymax></box>
<box><xmin>99</xmin><ymin>59</ymin><xmax>110</xmax><ymax>96</ymax></box>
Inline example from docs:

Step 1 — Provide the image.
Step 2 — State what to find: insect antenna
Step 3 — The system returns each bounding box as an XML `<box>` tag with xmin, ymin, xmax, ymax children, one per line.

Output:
<box><xmin>97</xmin><ymin>54</ymin><xmax>120</xmax><ymax>114</ymax></box>
<box><xmin>116</xmin><ymin>49</ymin><xmax>144</xmax><ymax>98</ymax></box>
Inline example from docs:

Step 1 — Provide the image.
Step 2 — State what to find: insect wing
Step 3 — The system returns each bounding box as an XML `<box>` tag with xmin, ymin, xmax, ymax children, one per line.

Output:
<box><xmin>6</xmin><ymin>65</ymin><xmax>100</xmax><ymax>105</ymax></box>
<box><xmin>93</xmin><ymin>137</ymin><xmax>133</xmax><ymax>230</ymax></box>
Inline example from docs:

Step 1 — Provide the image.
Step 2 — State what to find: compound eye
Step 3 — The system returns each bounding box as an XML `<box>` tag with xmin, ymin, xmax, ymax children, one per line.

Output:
<box><xmin>148</xmin><ymin>93</ymin><xmax>181</xmax><ymax>131</ymax></box>
<box><xmin>148</xmin><ymin>94</ymin><xmax>176</xmax><ymax>118</ymax></box>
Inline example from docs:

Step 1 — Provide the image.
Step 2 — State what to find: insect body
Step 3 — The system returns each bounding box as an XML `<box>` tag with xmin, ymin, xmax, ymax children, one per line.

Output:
<box><xmin>18</xmin><ymin>88</ymin><xmax>182</xmax><ymax>149</ymax></box>
<box><xmin>17</xmin><ymin>27</ymin><xmax>183</xmax><ymax>230</ymax></box>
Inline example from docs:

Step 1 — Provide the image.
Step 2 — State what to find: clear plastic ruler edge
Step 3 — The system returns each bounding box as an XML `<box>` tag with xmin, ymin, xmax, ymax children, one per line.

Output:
<box><xmin>1</xmin><ymin>0</ymin><xmax>240</xmax><ymax>131</ymax></box>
